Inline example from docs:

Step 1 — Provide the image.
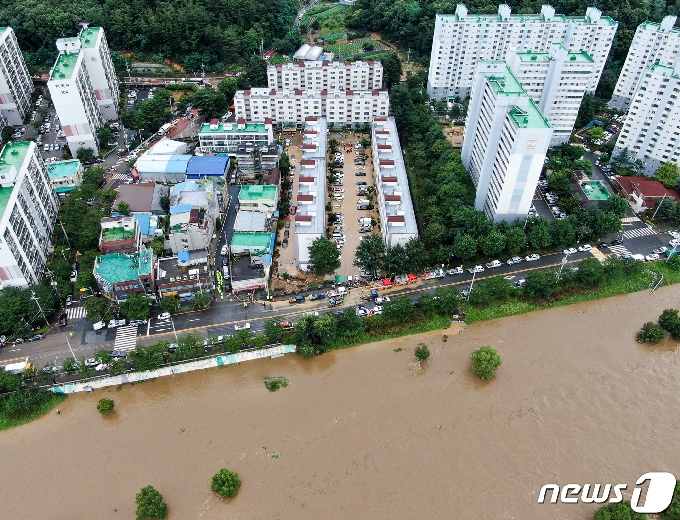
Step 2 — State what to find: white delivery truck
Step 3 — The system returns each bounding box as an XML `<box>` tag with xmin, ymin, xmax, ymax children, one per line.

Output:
<box><xmin>157</xmin><ymin>123</ymin><xmax>172</xmax><ymax>136</ymax></box>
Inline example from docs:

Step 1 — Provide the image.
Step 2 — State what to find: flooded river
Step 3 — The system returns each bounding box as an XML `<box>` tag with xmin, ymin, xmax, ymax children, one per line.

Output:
<box><xmin>1</xmin><ymin>286</ymin><xmax>679</xmax><ymax>519</ymax></box>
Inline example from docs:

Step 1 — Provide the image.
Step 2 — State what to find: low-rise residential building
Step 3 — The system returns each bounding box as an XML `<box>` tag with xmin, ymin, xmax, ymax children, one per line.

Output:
<box><xmin>47</xmin><ymin>159</ymin><xmax>82</xmax><ymax>197</ymax></box>
<box><xmin>134</xmin><ymin>151</ymin><xmax>192</xmax><ymax>183</ymax></box>
<box><xmin>99</xmin><ymin>215</ymin><xmax>140</xmax><ymax>254</ymax></box>
<box><xmin>234</xmin><ymin>143</ymin><xmax>279</xmax><ymax>181</ymax></box>
<box><xmin>234</xmin><ymin>88</ymin><xmax>389</xmax><ymax>127</ymax></box>
<box><xmin>234</xmin><ymin>211</ymin><xmax>268</xmax><ymax>232</ymax></box>
<box><xmin>115</xmin><ymin>182</ymin><xmax>169</xmax><ymax>215</ymax></box>
<box><xmin>0</xmin><ymin>27</ymin><xmax>33</xmax><ymax>125</ymax></box>
<box><xmin>147</xmin><ymin>138</ymin><xmax>187</xmax><ymax>156</ymax></box>
<box><xmin>267</xmin><ymin>61</ymin><xmax>383</xmax><ymax>91</ymax></box>
<box><xmin>238</xmin><ymin>185</ymin><xmax>279</xmax><ymax>216</ymax></box>
<box><xmin>186</xmin><ymin>155</ymin><xmax>230</xmax><ymax>180</ymax></box>
<box><xmin>199</xmin><ymin>118</ymin><xmax>274</xmax><ymax>154</ymax></box>
<box><xmin>462</xmin><ymin>61</ymin><xmax>553</xmax><ymax>222</ymax></box>
<box><xmin>230</xmin><ymin>232</ymin><xmax>274</xmax><ymax>255</ymax></box>
<box><xmin>613</xmin><ymin>175</ymin><xmax>680</xmax><ymax>213</ymax></box>
<box><xmin>167</xmin><ymin>181</ymin><xmax>219</xmax><ymax>254</ymax></box>
<box><xmin>371</xmin><ymin>117</ymin><xmax>419</xmax><ymax>248</ymax></box>
<box><xmin>295</xmin><ymin>117</ymin><xmax>327</xmax><ymax>270</ymax></box>
<box><xmin>93</xmin><ymin>248</ymin><xmax>155</xmax><ymax>301</ymax></box>
<box><xmin>613</xmin><ymin>62</ymin><xmax>680</xmax><ymax>175</ymax></box>
<box><xmin>0</xmin><ymin>141</ymin><xmax>59</xmax><ymax>288</ymax></box>
<box><xmin>156</xmin><ymin>250</ymin><xmax>213</xmax><ymax>300</ymax></box>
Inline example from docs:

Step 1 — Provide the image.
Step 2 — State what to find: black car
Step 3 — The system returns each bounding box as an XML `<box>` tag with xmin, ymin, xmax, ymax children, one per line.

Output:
<box><xmin>610</xmin><ymin>239</ymin><xmax>623</xmax><ymax>246</ymax></box>
<box><xmin>59</xmin><ymin>313</ymin><xmax>68</xmax><ymax>326</ymax></box>
<box><xmin>597</xmin><ymin>242</ymin><xmax>609</xmax><ymax>248</ymax></box>
<box><xmin>412</xmin><ymin>300</ymin><xmax>422</xmax><ymax>308</ymax></box>
<box><xmin>355</xmin><ymin>172</ymin><xmax>367</xmax><ymax>177</ymax></box>
<box><xmin>109</xmin><ymin>349</ymin><xmax>127</xmax><ymax>358</ymax></box>
<box><xmin>28</xmin><ymin>334</ymin><xmax>45</xmax><ymax>342</ymax></box>
<box><xmin>284</xmin><ymin>230</ymin><xmax>289</xmax><ymax>238</ymax></box>
<box><xmin>282</xmin><ymin>238</ymin><xmax>289</xmax><ymax>247</ymax></box>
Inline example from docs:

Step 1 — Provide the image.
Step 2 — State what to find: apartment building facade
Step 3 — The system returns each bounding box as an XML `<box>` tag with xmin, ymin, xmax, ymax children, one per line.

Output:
<box><xmin>0</xmin><ymin>27</ymin><xmax>33</xmax><ymax>125</ymax></box>
<box><xmin>77</xmin><ymin>27</ymin><xmax>120</xmax><ymax>121</ymax></box>
<box><xmin>609</xmin><ymin>16</ymin><xmax>680</xmax><ymax>110</ymax></box>
<box><xmin>234</xmin><ymin>88</ymin><xmax>389</xmax><ymax>127</ymax></box>
<box><xmin>0</xmin><ymin>142</ymin><xmax>59</xmax><ymax>288</ymax></box>
<box><xmin>613</xmin><ymin>63</ymin><xmax>680</xmax><ymax>175</ymax></box>
<box><xmin>462</xmin><ymin>61</ymin><xmax>552</xmax><ymax>222</ymax></box>
<box><xmin>47</xmin><ymin>46</ymin><xmax>104</xmax><ymax>157</ymax></box>
<box><xmin>267</xmin><ymin>61</ymin><xmax>383</xmax><ymax>91</ymax></box>
<box><xmin>199</xmin><ymin>118</ymin><xmax>274</xmax><ymax>154</ymax></box>
<box><xmin>507</xmin><ymin>43</ymin><xmax>594</xmax><ymax>145</ymax></box>
<box><xmin>371</xmin><ymin>117</ymin><xmax>419</xmax><ymax>248</ymax></box>
<box><xmin>427</xmin><ymin>4</ymin><xmax>617</xmax><ymax>101</ymax></box>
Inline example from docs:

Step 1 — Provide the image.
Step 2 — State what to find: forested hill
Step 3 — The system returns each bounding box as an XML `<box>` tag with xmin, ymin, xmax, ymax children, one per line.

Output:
<box><xmin>346</xmin><ymin>0</ymin><xmax>680</xmax><ymax>98</ymax></box>
<box><xmin>0</xmin><ymin>0</ymin><xmax>298</xmax><ymax>72</ymax></box>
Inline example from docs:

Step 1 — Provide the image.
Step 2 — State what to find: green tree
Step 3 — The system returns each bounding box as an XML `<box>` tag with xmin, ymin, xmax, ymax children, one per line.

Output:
<box><xmin>120</xmin><ymin>293</ymin><xmax>151</xmax><ymax>320</ymax></box>
<box><xmin>171</xmin><ymin>333</ymin><xmax>205</xmax><ymax>361</ymax></box>
<box><xmin>97</xmin><ymin>398</ymin><xmax>115</xmax><ymax>414</ymax></box>
<box><xmin>576</xmin><ymin>258</ymin><xmax>605</xmax><ymax>286</ymax></box>
<box><xmin>116</xmin><ymin>201</ymin><xmax>131</xmax><ymax>216</ymax></box>
<box><xmin>549</xmin><ymin>219</ymin><xmax>576</xmax><ymax>249</ymax></box>
<box><xmin>96</xmin><ymin>126</ymin><xmax>115</xmax><ymax>148</ymax></box>
<box><xmin>529</xmin><ymin>222</ymin><xmax>552</xmax><ymax>250</ymax></box>
<box><xmin>264</xmin><ymin>318</ymin><xmax>286</xmax><ymax>343</ymax></box>
<box><xmin>661</xmin><ymin>481</ymin><xmax>680</xmax><ymax>520</ymax></box>
<box><xmin>217</xmin><ymin>77</ymin><xmax>238</xmax><ymax>105</ymax></box>
<box><xmin>433</xmin><ymin>286</ymin><xmax>462</xmax><ymax>316</ymax></box>
<box><xmin>159</xmin><ymin>297</ymin><xmax>180</xmax><ymax>314</ymax></box>
<box><xmin>658</xmin><ymin>309</ymin><xmax>680</xmax><ymax>340</ymax></box>
<box><xmin>381</xmin><ymin>52</ymin><xmax>403</xmax><ymax>90</ymax></box>
<box><xmin>382</xmin><ymin>296</ymin><xmax>414</xmax><ymax>321</ymax></box>
<box><xmin>294</xmin><ymin>314</ymin><xmax>335</xmax><ymax>357</ymax></box>
<box><xmin>149</xmin><ymin>236</ymin><xmax>165</xmax><ymax>255</ymax></box>
<box><xmin>575</xmin><ymin>92</ymin><xmax>595</xmax><ymax>129</ymax></box>
<box><xmin>587</xmin><ymin>126</ymin><xmax>605</xmax><ymax>140</ymax></box>
<box><xmin>1</xmin><ymin>126</ymin><xmax>14</xmax><ymax>144</ymax></box>
<box><xmin>470</xmin><ymin>346</ymin><xmax>502</xmax><ymax>380</ymax></box>
<box><xmin>76</xmin><ymin>147</ymin><xmax>95</xmax><ymax>162</ymax></box>
<box><xmin>384</xmin><ymin>244</ymin><xmax>407</xmax><ymax>275</ymax></box>
<box><xmin>83</xmin><ymin>297</ymin><xmax>114</xmax><ymax>323</ymax></box>
<box><xmin>505</xmin><ymin>227</ymin><xmax>527</xmax><ymax>255</ymax></box>
<box><xmin>246</xmin><ymin>56</ymin><xmax>268</xmax><ymax>87</ymax></box>
<box><xmin>335</xmin><ymin>307</ymin><xmax>365</xmax><ymax>337</ymax></box>
<box><xmin>655</xmin><ymin>162</ymin><xmax>680</xmax><ymax>188</ymax></box>
<box><xmin>636</xmin><ymin>322</ymin><xmax>666</xmax><ymax>344</ymax></box>
<box><xmin>194</xmin><ymin>291</ymin><xmax>210</xmax><ymax>308</ymax></box>
<box><xmin>605</xmin><ymin>195</ymin><xmax>629</xmax><ymax>218</ymax></box>
<box><xmin>135</xmin><ymin>485</ymin><xmax>168</xmax><ymax>520</ymax></box>
<box><xmin>211</xmin><ymin>469</ymin><xmax>241</xmax><ymax>498</ymax></box>
<box><xmin>524</xmin><ymin>270</ymin><xmax>557</xmax><ymax>299</ymax></box>
<box><xmin>594</xmin><ymin>211</ymin><xmax>621</xmax><ymax>237</ymax></box>
<box><xmin>404</xmin><ymin>238</ymin><xmax>428</xmax><ymax>274</ymax></box>
<box><xmin>0</xmin><ymin>370</ymin><xmax>22</xmax><ymax>392</ymax></box>
<box><xmin>479</xmin><ymin>231</ymin><xmax>506</xmax><ymax>258</ymax></box>
<box><xmin>453</xmin><ymin>234</ymin><xmax>477</xmax><ymax>260</ymax></box>
<box><xmin>414</xmin><ymin>343</ymin><xmax>430</xmax><ymax>361</ymax></box>
<box><xmin>128</xmin><ymin>344</ymin><xmax>164</xmax><ymax>372</ymax></box>
<box><xmin>192</xmin><ymin>86</ymin><xmax>229</xmax><ymax>119</ymax></box>
<box><xmin>308</xmin><ymin>237</ymin><xmax>340</xmax><ymax>275</ymax></box>
<box><xmin>594</xmin><ymin>501</ymin><xmax>645</xmax><ymax>520</ymax></box>
<box><xmin>354</xmin><ymin>234</ymin><xmax>385</xmax><ymax>276</ymax></box>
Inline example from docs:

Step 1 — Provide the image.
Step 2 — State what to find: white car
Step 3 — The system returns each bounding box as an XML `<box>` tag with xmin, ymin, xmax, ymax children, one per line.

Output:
<box><xmin>157</xmin><ymin>312</ymin><xmax>171</xmax><ymax>320</ymax></box>
<box><xmin>220</xmin><ymin>245</ymin><xmax>228</xmax><ymax>256</ymax></box>
<box><xmin>525</xmin><ymin>254</ymin><xmax>541</xmax><ymax>261</ymax></box>
<box><xmin>234</xmin><ymin>322</ymin><xmax>251</xmax><ymax>331</ymax></box>
<box><xmin>467</xmin><ymin>265</ymin><xmax>484</xmax><ymax>273</ymax></box>
<box><xmin>375</xmin><ymin>296</ymin><xmax>391</xmax><ymax>305</ymax></box>
<box><xmin>506</xmin><ymin>256</ymin><xmax>522</xmax><ymax>265</ymax></box>
<box><xmin>670</xmin><ymin>239</ymin><xmax>680</xmax><ymax>247</ymax></box>
<box><xmin>578</xmin><ymin>244</ymin><xmax>592</xmax><ymax>252</ymax></box>
<box><xmin>645</xmin><ymin>253</ymin><xmax>660</xmax><ymax>262</ymax></box>
<box><xmin>332</xmin><ymin>188</ymin><xmax>345</xmax><ymax>193</ymax></box>
<box><xmin>356</xmin><ymin>166</ymin><xmax>366</xmax><ymax>169</ymax></box>
<box><xmin>69</xmin><ymin>270</ymin><xmax>78</xmax><ymax>282</ymax></box>
<box><xmin>371</xmin><ymin>307</ymin><xmax>383</xmax><ymax>315</ymax></box>
<box><xmin>332</xmin><ymin>195</ymin><xmax>345</xmax><ymax>201</ymax></box>
<box><xmin>563</xmin><ymin>248</ymin><xmax>577</xmax><ymax>255</ymax></box>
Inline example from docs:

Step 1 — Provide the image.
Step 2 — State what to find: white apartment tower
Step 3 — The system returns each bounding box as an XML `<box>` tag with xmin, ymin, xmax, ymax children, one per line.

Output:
<box><xmin>48</xmin><ymin>44</ymin><xmax>104</xmax><ymax>157</ymax></box>
<box><xmin>0</xmin><ymin>142</ymin><xmax>59</xmax><ymax>288</ymax></box>
<box><xmin>77</xmin><ymin>27</ymin><xmax>120</xmax><ymax>121</ymax></box>
<box><xmin>462</xmin><ymin>61</ymin><xmax>552</xmax><ymax>222</ymax></box>
<box><xmin>0</xmin><ymin>27</ymin><xmax>33</xmax><ymax>125</ymax></box>
<box><xmin>507</xmin><ymin>43</ymin><xmax>594</xmax><ymax>145</ymax></box>
<box><xmin>609</xmin><ymin>16</ymin><xmax>680</xmax><ymax>110</ymax></box>
<box><xmin>234</xmin><ymin>88</ymin><xmax>389</xmax><ymax>127</ymax></box>
<box><xmin>613</xmin><ymin>63</ymin><xmax>680</xmax><ymax>175</ymax></box>
<box><xmin>267</xmin><ymin>61</ymin><xmax>383</xmax><ymax>91</ymax></box>
<box><xmin>427</xmin><ymin>4</ymin><xmax>617</xmax><ymax>101</ymax></box>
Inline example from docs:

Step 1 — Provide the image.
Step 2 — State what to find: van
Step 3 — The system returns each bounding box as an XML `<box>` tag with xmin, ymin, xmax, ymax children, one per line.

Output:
<box><xmin>630</xmin><ymin>254</ymin><xmax>645</xmax><ymax>262</ymax></box>
<box><xmin>108</xmin><ymin>319</ymin><xmax>126</xmax><ymax>328</ymax></box>
<box><xmin>332</xmin><ymin>232</ymin><xmax>344</xmax><ymax>239</ymax></box>
<box><xmin>358</xmin><ymin>217</ymin><xmax>372</xmax><ymax>226</ymax></box>
<box><xmin>93</xmin><ymin>321</ymin><xmax>106</xmax><ymax>331</ymax></box>
<box><xmin>223</xmin><ymin>266</ymin><xmax>230</xmax><ymax>279</ymax></box>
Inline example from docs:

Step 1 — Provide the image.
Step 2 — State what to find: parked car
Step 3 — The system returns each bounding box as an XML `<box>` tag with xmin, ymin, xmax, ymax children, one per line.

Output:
<box><xmin>282</xmin><ymin>238</ymin><xmax>289</xmax><ymax>247</ymax></box>
<box><xmin>467</xmin><ymin>265</ymin><xmax>484</xmax><ymax>273</ymax></box>
<box><xmin>129</xmin><ymin>319</ymin><xmax>148</xmax><ymax>325</ymax></box>
<box><xmin>611</xmin><ymin>238</ymin><xmax>623</xmax><ymax>246</ymax></box>
<box><xmin>332</xmin><ymin>188</ymin><xmax>345</xmax><ymax>193</ymax></box>
<box><xmin>70</xmin><ymin>270</ymin><xmax>78</xmax><ymax>282</ymax></box>
<box><xmin>563</xmin><ymin>248</ymin><xmax>577</xmax><ymax>255</ymax></box>
<box><xmin>375</xmin><ymin>296</ymin><xmax>391</xmax><ymax>305</ymax></box>
<box><xmin>157</xmin><ymin>312</ymin><xmax>171</xmax><ymax>320</ymax></box>
<box><xmin>285</xmin><ymin>220</ymin><xmax>290</xmax><ymax>228</ymax></box>
<box><xmin>221</xmin><ymin>245</ymin><xmax>228</xmax><ymax>256</ymax></box>
<box><xmin>653</xmin><ymin>246</ymin><xmax>668</xmax><ymax>255</ymax></box>
<box><xmin>525</xmin><ymin>254</ymin><xmax>541</xmax><ymax>261</ymax></box>
<box><xmin>578</xmin><ymin>244</ymin><xmax>592</xmax><ymax>252</ymax></box>
<box><xmin>235</xmin><ymin>322</ymin><xmax>251</xmax><ymax>331</ymax></box>
<box><xmin>355</xmin><ymin>172</ymin><xmax>366</xmax><ymax>176</ymax></box>
<box><xmin>506</xmin><ymin>256</ymin><xmax>523</xmax><ymax>265</ymax></box>
<box><xmin>290</xmin><ymin>205</ymin><xmax>297</xmax><ymax>215</ymax></box>
<box><xmin>645</xmin><ymin>253</ymin><xmax>660</xmax><ymax>262</ymax></box>
<box><xmin>65</xmin><ymin>294</ymin><xmax>73</xmax><ymax>306</ymax></box>
<box><xmin>59</xmin><ymin>313</ymin><xmax>68</xmax><ymax>326</ymax></box>
<box><xmin>28</xmin><ymin>334</ymin><xmax>45</xmax><ymax>342</ymax></box>
<box><xmin>356</xmin><ymin>182</ymin><xmax>367</xmax><ymax>186</ymax></box>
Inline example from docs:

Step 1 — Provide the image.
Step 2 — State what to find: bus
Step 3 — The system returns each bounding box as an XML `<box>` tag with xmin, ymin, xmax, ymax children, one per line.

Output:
<box><xmin>184</xmin><ymin>78</ymin><xmax>204</xmax><ymax>85</ymax></box>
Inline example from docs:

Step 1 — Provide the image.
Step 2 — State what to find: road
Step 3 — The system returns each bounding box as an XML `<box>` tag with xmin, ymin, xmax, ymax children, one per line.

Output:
<box><xmin>294</xmin><ymin>0</ymin><xmax>319</xmax><ymax>28</ymax></box>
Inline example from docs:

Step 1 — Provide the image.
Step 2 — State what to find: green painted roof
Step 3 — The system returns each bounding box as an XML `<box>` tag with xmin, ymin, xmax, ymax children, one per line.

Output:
<box><xmin>649</xmin><ymin>63</ymin><xmax>680</xmax><ymax>78</ymax></box>
<box><xmin>239</xmin><ymin>185</ymin><xmax>277</xmax><ymax>201</ymax></box>
<box><xmin>488</xmin><ymin>66</ymin><xmax>526</xmax><ymax>96</ymax></box>
<box><xmin>508</xmin><ymin>99</ymin><xmax>551</xmax><ymax>129</ymax></box>
<box><xmin>0</xmin><ymin>142</ymin><xmax>28</xmax><ymax>217</ymax></box>
<box><xmin>55</xmin><ymin>186</ymin><xmax>77</xmax><ymax>194</ymax></box>
<box><xmin>50</xmin><ymin>52</ymin><xmax>80</xmax><ymax>81</ymax></box>
<box><xmin>94</xmin><ymin>251</ymin><xmax>153</xmax><ymax>284</ymax></box>
<box><xmin>102</xmin><ymin>227</ymin><xmax>135</xmax><ymax>242</ymax></box>
<box><xmin>47</xmin><ymin>160</ymin><xmax>80</xmax><ymax>179</ymax></box>
<box><xmin>79</xmin><ymin>27</ymin><xmax>101</xmax><ymax>48</ymax></box>
<box><xmin>517</xmin><ymin>47</ymin><xmax>594</xmax><ymax>63</ymax></box>
<box><xmin>200</xmin><ymin>122</ymin><xmax>270</xmax><ymax>134</ymax></box>
<box><xmin>0</xmin><ymin>28</ymin><xmax>7</xmax><ymax>39</ymax></box>
<box><xmin>0</xmin><ymin>187</ymin><xmax>12</xmax><ymax>220</ymax></box>
<box><xmin>231</xmin><ymin>232</ymin><xmax>272</xmax><ymax>247</ymax></box>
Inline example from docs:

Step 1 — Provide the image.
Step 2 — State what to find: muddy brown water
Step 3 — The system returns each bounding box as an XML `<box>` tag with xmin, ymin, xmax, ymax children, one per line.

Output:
<box><xmin>1</xmin><ymin>286</ymin><xmax>680</xmax><ymax>519</ymax></box>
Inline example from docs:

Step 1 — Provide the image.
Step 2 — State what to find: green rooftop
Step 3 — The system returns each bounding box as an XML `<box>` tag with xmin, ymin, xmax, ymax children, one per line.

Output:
<box><xmin>231</xmin><ymin>232</ymin><xmax>272</xmax><ymax>247</ymax></box>
<box><xmin>649</xmin><ymin>62</ymin><xmax>680</xmax><ymax>78</ymax></box>
<box><xmin>0</xmin><ymin>187</ymin><xmax>13</xmax><ymax>220</ymax></box>
<box><xmin>199</xmin><ymin>122</ymin><xmax>270</xmax><ymax>134</ymax></box>
<box><xmin>239</xmin><ymin>185</ymin><xmax>277</xmax><ymax>201</ymax></box>
<box><xmin>0</xmin><ymin>142</ymin><xmax>29</xmax><ymax>217</ymax></box>
<box><xmin>102</xmin><ymin>227</ymin><xmax>135</xmax><ymax>242</ymax></box>
<box><xmin>47</xmin><ymin>160</ymin><xmax>80</xmax><ymax>179</ymax></box>
<box><xmin>488</xmin><ymin>66</ymin><xmax>526</xmax><ymax>96</ymax></box>
<box><xmin>0</xmin><ymin>28</ymin><xmax>7</xmax><ymax>39</ymax></box>
<box><xmin>94</xmin><ymin>251</ymin><xmax>153</xmax><ymax>285</ymax></box>
<box><xmin>508</xmin><ymin>99</ymin><xmax>551</xmax><ymax>129</ymax></box>
<box><xmin>79</xmin><ymin>27</ymin><xmax>101</xmax><ymax>48</ymax></box>
<box><xmin>517</xmin><ymin>46</ymin><xmax>594</xmax><ymax>63</ymax></box>
<box><xmin>438</xmin><ymin>12</ymin><xmax>616</xmax><ymax>25</ymax></box>
<box><xmin>50</xmin><ymin>52</ymin><xmax>80</xmax><ymax>81</ymax></box>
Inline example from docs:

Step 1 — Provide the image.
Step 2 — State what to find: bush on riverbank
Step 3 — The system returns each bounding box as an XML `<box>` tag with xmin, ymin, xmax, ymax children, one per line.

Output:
<box><xmin>135</xmin><ymin>485</ymin><xmax>167</xmax><ymax>520</ymax></box>
<box><xmin>470</xmin><ymin>346</ymin><xmax>502</xmax><ymax>381</ymax></box>
<box><xmin>211</xmin><ymin>469</ymin><xmax>241</xmax><ymax>498</ymax></box>
<box><xmin>637</xmin><ymin>322</ymin><xmax>666</xmax><ymax>344</ymax></box>
<box><xmin>414</xmin><ymin>344</ymin><xmax>430</xmax><ymax>361</ymax></box>
<box><xmin>264</xmin><ymin>377</ymin><xmax>288</xmax><ymax>392</ymax></box>
<box><xmin>97</xmin><ymin>398</ymin><xmax>115</xmax><ymax>414</ymax></box>
<box><xmin>0</xmin><ymin>390</ymin><xmax>66</xmax><ymax>430</ymax></box>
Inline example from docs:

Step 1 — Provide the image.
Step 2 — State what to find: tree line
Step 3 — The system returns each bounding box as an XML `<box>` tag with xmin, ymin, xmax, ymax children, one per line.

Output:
<box><xmin>0</xmin><ymin>0</ymin><xmax>298</xmax><ymax>74</ymax></box>
<box><xmin>345</xmin><ymin>0</ymin><xmax>678</xmax><ymax>100</ymax></box>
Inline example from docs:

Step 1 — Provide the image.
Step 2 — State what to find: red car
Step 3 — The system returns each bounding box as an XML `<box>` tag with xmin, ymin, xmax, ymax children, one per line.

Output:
<box><xmin>290</xmin><ymin>206</ymin><xmax>297</xmax><ymax>215</ymax></box>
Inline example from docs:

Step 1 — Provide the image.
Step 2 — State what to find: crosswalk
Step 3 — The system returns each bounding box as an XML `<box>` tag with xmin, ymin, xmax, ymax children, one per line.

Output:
<box><xmin>621</xmin><ymin>217</ymin><xmax>641</xmax><ymax>223</ymax></box>
<box><xmin>608</xmin><ymin>244</ymin><xmax>631</xmax><ymax>256</ymax></box>
<box><xmin>66</xmin><ymin>307</ymin><xmax>86</xmax><ymax>320</ymax></box>
<box><xmin>622</xmin><ymin>226</ymin><xmax>657</xmax><ymax>240</ymax></box>
<box><xmin>114</xmin><ymin>325</ymin><xmax>138</xmax><ymax>351</ymax></box>
<box><xmin>111</xmin><ymin>172</ymin><xmax>132</xmax><ymax>181</ymax></box>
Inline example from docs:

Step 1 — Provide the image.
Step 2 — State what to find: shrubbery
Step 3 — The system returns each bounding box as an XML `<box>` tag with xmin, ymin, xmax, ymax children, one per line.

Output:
<box><xmin>636</xmin><ymin>322</ymin><xmax>666</xmax><ymax>344</ymax></box>
<box><xmin>97</xmin><ymin>398</ymin><xmax>114</xmax><ymax>414</ymax></box>
<box><xmin>135</xmin><ymin>486</ymin><xmax>167</xmax><ymax>520</ymax></box>
<box><xmin>470</xmin><ymin>346</ymin><xmax>502</xmax><ymax>381</ymax></box>
<box><xmin>414</xmin><ymin>344</ymin><xmax>430</xmax><ymax>361</ymax></box>
<box><xmin>211</xmin><ymin>469</ymin><xmax>241</xmax><ymax>498</ymax></box>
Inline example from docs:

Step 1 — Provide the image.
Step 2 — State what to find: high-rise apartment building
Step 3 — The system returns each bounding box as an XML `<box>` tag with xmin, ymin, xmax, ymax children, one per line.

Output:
<box><xmin>234</xmin><ymin>88</ymin><xmax>389</xmax><ymax>127</ymax></box>
<box><xmin>427</xmin><ymin>4</ymin><xmax>617</xmax><ymax>101</ymax></box>
<box><xmin>267</xmin><ymin>61</ymin><xmax>383</xmax><ymax>91</ymax></box>
<box><xmin>0</xmin><ymin>27</ymin><xmax>33</xmax><ymax>125</ymax></box>
<box><xmin>0</xmin><ymin>142</ymin><xmax>59</xmax><ymax>288</ymax></box>
<box><xmin>613</xmin><ymin>63</ymin><xmax>680</xmax><ymax>175</ymax></box>
<box><xmin>609</xmin><ymin>16</ymin><xmax>680</xmax><ymax>110</ymax></box>
<box><xmin>507</xmin><ymin>43</ymin><xmax>594</xmax><ymax>145</ymax></box>
<box><xmin>47</xmin><ymin>45</ymin><xmax>104</xmax><ymax>157</ymax></box>
<box><xmin>462</xmin><ymin>61</ymin><xmax>552</xmax><ymax>222</ymax></box>
<box><xmin>77</xmin><ymin>27</ymin><xmax>120</xmax><ymax>121</ymax></box>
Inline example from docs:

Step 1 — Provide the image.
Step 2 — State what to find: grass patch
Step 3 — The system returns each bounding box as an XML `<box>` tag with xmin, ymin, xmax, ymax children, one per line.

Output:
<box><xmin>264</xmin><ymin>377</ymin><xmax>289</xmax><ymax>392</ymax></box>
<box><xmin>324</xmin><ymin>38</ymin><xmax>385</xmax><ymax>57</ymax></box>
<box><xmin>0</xmin><ymin>392</ymin><xmax>67</xmax><ymax>431</ymax></box>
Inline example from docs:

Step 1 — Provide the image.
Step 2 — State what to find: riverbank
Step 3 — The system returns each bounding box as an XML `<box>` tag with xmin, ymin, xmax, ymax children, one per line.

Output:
<box><xmin>0</xmin><ymin>285</ymin><xmax>678</xmax><ymax>518</ymax></box>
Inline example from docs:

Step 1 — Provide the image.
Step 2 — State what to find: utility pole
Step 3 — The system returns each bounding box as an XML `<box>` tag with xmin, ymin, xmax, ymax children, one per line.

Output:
<box><xmin>65</xmin><ymin>334</ymin><xmax>77</xmax><ymax>362</ymax></box>
<box><xmin>651</xmin><ymin>194</ymin><xmax>667</xmax><ymax>221</ymax></box>
<box><xmin>30</xmin><ymin>291</ymin><xmax>48</xmax><ymax>325</ymax></box>
<box><xmin>407</xmin><ymin>47</ymin><xmax>411</xmax><ymax>64</ymax></box>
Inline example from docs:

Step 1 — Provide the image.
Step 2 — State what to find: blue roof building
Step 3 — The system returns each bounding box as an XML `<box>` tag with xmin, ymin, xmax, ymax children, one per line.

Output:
<box><xmin>186</xmin><ymin>156</ymin><xmax>230</xmax><ymax>179</ymax></box>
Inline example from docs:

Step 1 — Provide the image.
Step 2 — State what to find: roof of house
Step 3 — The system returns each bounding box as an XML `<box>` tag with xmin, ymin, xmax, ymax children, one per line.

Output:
<box><xmin>47</xmin><ymin>159</ymin><xmax>81</xmax><ymax>179</ymax></box>
<box><xmin>234</xmin><ymin>211</ymin><xmax>267</xmax><ymax>232</ymax></box>
<box><xmin>115</xmin><ymin>183</ymin><xmax>156</xmax><ymax>213</ymax></box>
<box><xmin>616</xmin><ymin>176</ymin><xmax>680</xmax><ymax>203</ymax></box>
<box><xmin>231</xmin><ymin>232</ymin><xmax>272</xmax><ymax>247</ymax></box>
<box><xmin>186</xmin><ymin>155</ymin><xmax>229</xmax><ymax>176</ymax></box>
<box><xmin>239</xmin><ymin>185</ymin><xmax>277</xmax><ymax>201</ymax></box>
<box><xmin>147</xmin><ymin>138</ymin><xmax>188</xmax><ymax>155</ymax></box>
<box><xmin>94</xmin><ymin>250</ymin><xmax>153</xmax><ymax>284</ymax></box>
